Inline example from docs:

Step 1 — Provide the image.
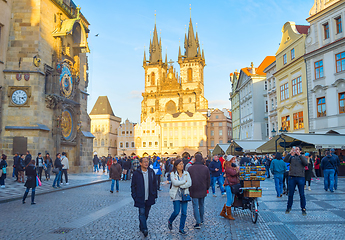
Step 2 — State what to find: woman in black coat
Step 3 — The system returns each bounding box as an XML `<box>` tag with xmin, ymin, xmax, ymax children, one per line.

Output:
<box><xmin>304</xmin><ymin>153</ymin><xmax>314</xmax><ymax>191</ymax></box>
<box><xmin>23</xmin><ymin>160</ymin><xmax>38</xmax><ymax>204</ymax></box>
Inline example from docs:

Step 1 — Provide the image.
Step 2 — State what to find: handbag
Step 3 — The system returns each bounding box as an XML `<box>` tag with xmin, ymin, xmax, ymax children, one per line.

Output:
<box><xmin>180</xmin><ymin>188</ymin><xmax>191</xmax><ymax>202</ymax></box>
<box><xmin>230</xmin><ymin>183</ymin><xmax>241</xmax><ymax>195</ymax></box>
<box><xmin>304</xmin><ymin>166</ymin><xmax>309</xmax><ymax>170</ymax></box>
<box><xmin>36</xmin><ymin>176</ymin><xmax>42</xmax><ymax>187</ymax></box>
<box><xmin>52</xmin><ymin>168</ymin><xmax>59</xmax><ymax>174</ymax></box>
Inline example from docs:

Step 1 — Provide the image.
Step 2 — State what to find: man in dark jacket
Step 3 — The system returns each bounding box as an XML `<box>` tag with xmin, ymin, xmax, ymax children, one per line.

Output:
<box><xmin>24</xmin><ymin>151</ymin><xmax>32</xmax><ymax>166</ymax></box>
<box><xmin>330</xmin><ymin>149</ymin><xmax>340</xmax><ymax>190</ymax></box>
<box><xmin>93</xmin><ymin>152</ymin><xmax>99</xmax><ymax>172</ymax></box>
<box><xmin>13</xmin><ymin>153</ymin><xmax>20</xmax><ymax>181</ymax></box>
<box><xmin>109</xmin><ymin>159</ymin><xmax>122</xmax><ymax>193</ymax></box>
<box><xmin>208</xmin><ymin>156</ymin><xmax>226</xmax><ymax>197</ymax></box>
<box><xmin>131</xmin><ymin>157</ymin><xmax>157</xmax><ymax>237</ymax></box>
<box><xmin>123</xmin><ymin>158</ymin><xmax>132</xmax><ymax>180</ymax></box>
<box><xmin>188</xmin><ymin>153</ymin><xmax>210</xmax><ymax>229</ymax></box>
<box><xmin>52</xmin><ymin>153</ymin><xmax>63</xmax><ymax>188</ymax></box>
<box><xmin>239</xmin><ymin>154</ymin><xmax>251</xmax><ymax>167</ymax></box>
<box><xmin>284</xmin><ymin>147</ymin><xmax>308</xmax><ymax>215</ymax></box>
<box><xmin>321</xmin><ymin>150</ymin><xmax>337</xmax><ymax>192</ymax></box>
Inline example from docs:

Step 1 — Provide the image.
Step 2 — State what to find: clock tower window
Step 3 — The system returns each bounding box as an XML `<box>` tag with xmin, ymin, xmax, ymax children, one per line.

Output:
<box><xmin>188</xmin><ymin>68</ymin><xmax>193</xmax><ymax>82</ymax></box>
<box><xmin>151</xmin><ymin>72</ymin><xmax>155</xmax><ymax>85</ymax></box>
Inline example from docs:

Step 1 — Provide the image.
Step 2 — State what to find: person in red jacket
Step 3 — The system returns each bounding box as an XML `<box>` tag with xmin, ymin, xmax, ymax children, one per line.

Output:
<box><xmin>219</xmin><ymin>155</ymin><xmax>225</xmax><ymax>173</ymax></box>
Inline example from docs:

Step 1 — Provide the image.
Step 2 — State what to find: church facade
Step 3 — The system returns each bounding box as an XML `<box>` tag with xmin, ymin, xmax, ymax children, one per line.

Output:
<box><xmin>1</xmin><ymin>0</ymin><xmax>94</xmax><ymax>173</ymax></box>
<box><xmin>137</xmin><ymin>17</ymin><xmax>209</xmax><ymax>157</ymax></box>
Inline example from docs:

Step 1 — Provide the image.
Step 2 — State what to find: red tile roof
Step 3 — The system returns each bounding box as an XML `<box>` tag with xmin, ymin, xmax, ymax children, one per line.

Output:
<box><xmin>296</xmin><ymin>25</ymin><xmax>310</xmax><ymax>34</ymax></box>
<box><xmin>241</xmin><ymin>56</ymin><xmax>275</xmax><ymax>77</ymax></box>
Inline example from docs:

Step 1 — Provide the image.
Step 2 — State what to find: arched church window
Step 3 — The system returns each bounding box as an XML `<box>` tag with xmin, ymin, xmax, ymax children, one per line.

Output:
<box><xmin>150</xmin><ymin>107</ymin><xmax>154</xmax><ymax>113</ymax></box>
<box><xmin>188</xmin><ymin>68</ymin><xmax>193</xmax><ymax>82</ymax></box>
<box><xmin>189</xmin><ymin>97</ymin><xmax>192</xmax><ymax>103</ymax></box>
<box><xmin>151</xmin><ymin>72</ymin><xmax>155</xmax><ymax>85</ymax></box>
<box><xmin>165</xmin><ymin>100</ymin><xmax>177</xmax><ymax>114</ymax></box>
<box><xmin>101</xmin><ymin>139</ymin><xmax>104</xmax><ymax>146</ymax></box>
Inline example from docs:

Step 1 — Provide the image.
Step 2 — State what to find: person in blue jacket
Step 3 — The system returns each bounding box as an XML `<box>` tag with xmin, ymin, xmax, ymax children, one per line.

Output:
<box><xmin>152</xmin><ymin>156</ymin><xmax>162</xmax><ymax>191</ymax></box>
<box><xmin>270</xmin><ymin>152</ymin><xmax>287</xmax><ymax>197</ymax></box>
<box><xmin>208</xmin><ymin>156</ymin><xmax>226</xmax><ymax>197</ymax></box>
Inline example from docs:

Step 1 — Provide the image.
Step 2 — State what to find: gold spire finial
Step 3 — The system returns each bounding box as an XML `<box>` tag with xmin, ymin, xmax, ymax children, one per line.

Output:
<box><xmin>76</xmin><ymin>5</ymin><xmax>81</xmax><ymax>19</ymax></box>
<box><xmin>154</xmin><ymin>10</ymin><xmax>156</xmax><ymax>24</ymax></box>
<box><xmin>190</xmin><ymin>4</ymin><xmax>191</xmax><ymax>18</ymax></box>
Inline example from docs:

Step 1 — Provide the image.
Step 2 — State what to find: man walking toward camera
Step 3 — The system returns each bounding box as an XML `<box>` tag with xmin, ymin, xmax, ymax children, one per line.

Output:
<box><xmin>131</xmin><ymin>157</ymin><xmax>157</xmax><ymax>237</ymax></box>
<box><xmin>208</xmin><ymin>156</ymin><xmax>226</xmax><ymax>197</ymax></box>
<box><xmin>284</xmin><ymin>147</ymin><xmax>308</xmax><ymax>215</ymax></box>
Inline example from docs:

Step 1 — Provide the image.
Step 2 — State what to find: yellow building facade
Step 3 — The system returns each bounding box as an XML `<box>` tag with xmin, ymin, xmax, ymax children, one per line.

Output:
<box><xmin>275</xmin><ymin>22</ymin><xmax>310</xmax><ymax>133</ymax></box>
<box><xmin>137</xmin><ymin>17</ymin><xmax>209</xmax><ymax>157</ymax></box>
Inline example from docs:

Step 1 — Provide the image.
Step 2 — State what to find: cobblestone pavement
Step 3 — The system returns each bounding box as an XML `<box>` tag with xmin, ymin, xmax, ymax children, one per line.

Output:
<box><xmin>0</xmin><ymin>171</ymin><xmax>110</xmax><ymax>203</ymax></box>
<box><xmin>1</xmin><ymin>176</ymin><xmax>345</xmax><ymax>239</ymax></box>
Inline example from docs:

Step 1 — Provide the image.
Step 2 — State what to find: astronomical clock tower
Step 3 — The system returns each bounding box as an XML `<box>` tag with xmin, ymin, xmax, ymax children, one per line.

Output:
<box><xmin>1</xmin><ymin>0</ymin><xmax>94</xmax><ymax>173</ymax></box>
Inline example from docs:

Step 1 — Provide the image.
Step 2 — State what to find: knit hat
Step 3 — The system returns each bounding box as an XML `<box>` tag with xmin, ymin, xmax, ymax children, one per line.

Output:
<box><xmin>94</xmin><ymin>152</ymin><xmax>97</xmax><ymax>155</ymax></box>
<box><xmin>226</xmin><ymin>155</ymin><xmax>235</xmax><ymax>161</ymax></box>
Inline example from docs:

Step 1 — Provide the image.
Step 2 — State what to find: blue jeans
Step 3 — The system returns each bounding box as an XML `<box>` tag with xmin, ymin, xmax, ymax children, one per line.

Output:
<box><xmin>334</xmin><ymin>171</ymin><xmax>338</xmax><ymax>190</ymax></box>
<box><xmin>287</xmin><ymin>176</ymin><xmax>306</xmax><ymax>210</ymax></box>
<box><xmin>138</xmin><ymin>204</ymin><xmax>151</xmax><ymax>232</ymax></box>
<box><xmin>265</xmin><ymin>166</ymin><xmax>270</xmax><ymax>178</ymax></box>
<box><xmin>169</xmin><ymin>200</ymin><xmax>188</xmax><ymax>231</ymax></box>
<box><xmin>225</xmin><ymin>185</ymin><xmax>235</xmax><ymax>207</ymax></box>
<box><xmin>211</xmin><ymin>175</ymin><xmax>225</xmax><ymax>194</ymax></box>
<box><xmin>323</xmin><ymin>169</ymin><xmax>335</xmax><ymax>192</ymax></box>
<box><xmin>94</xmin><ymin>165</ymin><xmax>99</xmax><ymax>172</ymax></box>
<box><xmin>274</xmin><ymin>174</ymin><xmax>284</xmax><ymax>197</ymax></box>
<box><xmin>52</xmin><ymin>171</ymin><xmax>62</xmax><ymax>187</ymax></box>
<box><xmin>192</xmin><ymin>197</ymin><xmax>204</xmax><ymax>224</ymax></box>
<box><xmin>111</xmin><ymin>179</ymin><xmax>119</xmax><ymax>191</ymax></box>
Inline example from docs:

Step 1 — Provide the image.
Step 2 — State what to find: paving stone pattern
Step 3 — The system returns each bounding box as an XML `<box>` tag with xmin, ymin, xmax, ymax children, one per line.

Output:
<box><xmin>0</xmin><ymin>175</ymin><xmax>345</xmax><ymax>239</ymax></box>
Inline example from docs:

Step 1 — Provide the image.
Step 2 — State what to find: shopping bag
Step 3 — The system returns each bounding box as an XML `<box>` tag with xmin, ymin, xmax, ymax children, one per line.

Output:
<box><xmin>36</xmin><ymin>176</ymin><xmax>42</xmax><ymax>186</ymax></box>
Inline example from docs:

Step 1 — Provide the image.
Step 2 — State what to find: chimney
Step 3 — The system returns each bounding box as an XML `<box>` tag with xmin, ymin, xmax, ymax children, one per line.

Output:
<box><xmin>251</xmin><ymin>62</ymin><xmax>255</xmax><ymax>74</ymax></box>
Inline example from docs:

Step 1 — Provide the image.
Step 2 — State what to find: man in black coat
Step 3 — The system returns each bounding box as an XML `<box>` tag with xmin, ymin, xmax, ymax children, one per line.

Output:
<box><xmin>13</xmin><ymin>153</ymin><xmax>20</xmax><ymax>181</ymax></box>
<box><xmin>131</xmin><ymin>157</ymin><xmax>157</xmax><ymax>237</ymax></box>
<box><xmin>24</xmin><ymin>151</ymin><xmax>32</xmax><ymax>166</ymax></box>
<box><xmin>188</xmin><ymin>153</ymin><xmax>210</xmax><ymax>228</ymax></box>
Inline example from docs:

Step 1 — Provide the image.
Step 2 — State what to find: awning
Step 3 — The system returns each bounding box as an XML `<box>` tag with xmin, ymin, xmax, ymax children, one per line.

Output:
<box><xmin>231</xmin><ymin>140</ymin><xmax>266</xmax><ymax>154</ymax></box>
<box><xmin>212</xmin><ymin>144</ymin><xmax>230</xmax><ymax>155</ymax></box>
<box><xmin>257</xmin><ymin>133</ymin><xmax>345</xmax><ymax>153</ymax></box>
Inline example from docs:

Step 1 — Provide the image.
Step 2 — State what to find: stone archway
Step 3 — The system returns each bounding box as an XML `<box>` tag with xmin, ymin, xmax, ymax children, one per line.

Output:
<box><xmin>165</xmin><ymin>100</ymin><xmax>176</xmax><ymax>114</ymax></box>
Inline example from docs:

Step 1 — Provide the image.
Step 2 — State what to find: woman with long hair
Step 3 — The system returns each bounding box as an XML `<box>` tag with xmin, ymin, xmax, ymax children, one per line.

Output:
<box><xmin>168</xmin><ymin>159</ymin><xmax>192</xmax><ymax>235</ymax></box>
<box><xmin>23</xmin><ymin>160</ymin><xmax>37</xmax><ymax>204</ymax></box>
<box><xmin>222</xmin><ymin>155</ymin><xmax>239</xmax><ymax>220</ymax></box>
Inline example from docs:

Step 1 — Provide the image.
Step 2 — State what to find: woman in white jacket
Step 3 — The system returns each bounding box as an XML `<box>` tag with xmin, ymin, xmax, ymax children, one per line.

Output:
<box><xmin>168</xmin><ymin>159</ymin><xmax>192</xmax><ymax>235</ymax></box>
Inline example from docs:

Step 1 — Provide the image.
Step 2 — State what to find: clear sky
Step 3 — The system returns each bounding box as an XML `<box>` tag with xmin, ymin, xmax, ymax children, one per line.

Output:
<box><xmin>80</xmin><ymin>0</ymin><xmax>313</xmax><ymax>123</ymax></box>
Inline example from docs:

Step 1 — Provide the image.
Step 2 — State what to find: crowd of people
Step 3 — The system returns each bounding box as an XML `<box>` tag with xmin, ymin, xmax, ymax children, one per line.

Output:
<box><xmin>0</xmin><ymin>151</ymin><xmax>70</xmax><ymax>205</ymax></box>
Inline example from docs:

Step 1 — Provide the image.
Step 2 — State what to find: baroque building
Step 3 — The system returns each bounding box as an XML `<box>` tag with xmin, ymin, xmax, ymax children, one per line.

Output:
<box><xmin>90</xmin><ymin>96</ymin><xmax>121</xmax><ymax>157</ymax></box>
<box><xmin>117</xmin><ymin>119</ymin><xmax>136</xmax><ymax>156</ymax></box>
<box><xmin>230</xmin><ymin>57</ymin><xmax>275</xmax><ymax>140</ymax></box>
<box><xmin>305</xmin><ymin>0</ymin><xmax>345</xmax><ymax>134</ymax></box>
<box><xmin>206</xmin><ymin>108</ymin><xmax>232</xmax><ymax>150</ymax></box>
<box><xmin>1</xmin><ymin>0</ymin><xmax>93</xmax><ymax>173</ymax></box>
<box><xmin>274</xmin><ymin>22</ymin><xmax>309</xmax><ymax>134</ymax></box>
<box><xmin>138</xmin><ymin>17</ymin><xmax>209</xmax><ymax>157</ymax></box>
<box><xmin>264</xmin><ymin>61</ymin><xmax>278</xmax><ymax>138</ymax></box>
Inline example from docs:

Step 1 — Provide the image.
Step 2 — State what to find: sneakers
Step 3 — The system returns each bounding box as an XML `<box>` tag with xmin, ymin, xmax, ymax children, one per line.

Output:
<box><xmin>302</xmin><ymin>208</ymin><xmax>307</xmax><ymax>216</ymax></box>
<box><xmin>66</xmin><ymin>182</ymin><xmax>69</xmax><ymax>185</ymax></box>
<box><xmin>193</xmin><ymin>224</ymin><xmax>201</xmax><ymax>229</ymax></box>
<box><xmin>222</xmin><ymin>192</ymin><xmax>227</xmax><ymax>196</ymax></box>
<box><xmin>213</xmin><ymin>194</ymin><xmax>217</xmax><ymax>197</ymax></box>
<box><xmin>168</xmin><ymin>221</ymin><xmax>172</xmax><ymax>230</ymax></box>
<box><xmin>110</xmin><ymin>190</ymin><xmax>113</xmax><ymax>193</ymax></box>
<box><xmin>142</xmin><ymin>230</ymin><xmax>148</xmax><ymax>237</ymax></box>
<box><xmin>0</xmin><ymin>185</ymin><xmax>5</xmax><ymax>188</ymax></box>
<box><xmin>308</xmin><ymin>186</ymin><xmax>311</xmax><ymax>191</ymax></box>
<box><xmin>285</xmin><ymin>208</ymin><xmax>291</xmax><ymax>214</ymax></box>
<box><xmin>179</xmin><ymin>230</ymin><xmax>187</xmax><ymax>235</ymax></box>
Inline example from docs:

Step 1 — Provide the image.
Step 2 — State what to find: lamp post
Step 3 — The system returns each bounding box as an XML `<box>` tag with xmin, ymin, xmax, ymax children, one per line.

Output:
<box><xmin>275</xmin><ymin>127</ymin><xmax>287</xmax><ymax>153</ymax></box>
<box><xmin>271</xmin><ymin>128</ymin><xmax>276</xmax><ymax>137</ymax></box>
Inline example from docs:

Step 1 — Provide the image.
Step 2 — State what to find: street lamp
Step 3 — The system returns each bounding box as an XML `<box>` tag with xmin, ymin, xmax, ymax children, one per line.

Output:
<box><xmin>271</xmin><ymin>128</ymin><xmax>276</xmax><ymax>137</ymax></box>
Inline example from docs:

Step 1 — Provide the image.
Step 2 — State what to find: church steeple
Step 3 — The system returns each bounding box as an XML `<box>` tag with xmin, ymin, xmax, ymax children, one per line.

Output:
<box><xmin>184</xmin><ymin>18</ymin><xmax>199</xmax><ymax>58</ymax></box>
<box><xmin>149</xmin><ymin>22</ymin><xmax>162</xmax><ymax>63</ymax></box>
<box><xmin>143</xmin><ymin>49</ymin><xmax>147</xmax><ymax>66</ymax></box>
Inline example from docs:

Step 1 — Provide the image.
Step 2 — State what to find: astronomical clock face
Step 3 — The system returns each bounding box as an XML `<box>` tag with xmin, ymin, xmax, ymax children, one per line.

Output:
<box><xmin>59</xmin><ymin>63</ymin><xmax>73</xmax><ymax>98</ymax></box>
<box><xmin>61</xmin><ymin>110</ymin><xmax>73</xmax><ymax>140</ymax></box>
<box><xmin>11</xmin><ymin>90</ymin><xmax>28</xmax><ymax>105</ymax></box>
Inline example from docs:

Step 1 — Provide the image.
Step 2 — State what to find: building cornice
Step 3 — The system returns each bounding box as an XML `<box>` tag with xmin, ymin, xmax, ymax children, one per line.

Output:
<box><xmin>304</xmin><ymin>37</ymin><xmax>345</xmax><ymax>59</ymax></box>
<box><xmin>274</xmin><ymin>55</ymin><xmax>304</xmax><ymax>77</ymax></box>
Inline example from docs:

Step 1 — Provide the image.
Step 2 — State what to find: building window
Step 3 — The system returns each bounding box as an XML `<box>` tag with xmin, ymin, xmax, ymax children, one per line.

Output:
<box><xmin>336</xmin><ymin>17</ymin><xmax>342</xmax><ymax>34</ymax></box>
<box><xmin>131</xmin><ymin>142</ymin><xmax>135</xmax><ymax>148</ymax></box>
<box><xmin>292</xmin><ymin>76</ymin><xmax>302</xmax><ymax>96</ymax></box>
<box><xmin>151</xmin><ymin>72</ymin><xmax>155</xmax><ymax>85</ymax></box>
<box><xmin>211</xmin><ymin>123</ymin><xmax>214</xmax><ymax>127</ymax></box>
<box><xmin>211</xmin><ymin>130</ymin><xmax>214</xmax><ymax>136</ymax></box>
<box><xmin>120</xmin><ymin>142</ymin><xmax>123</xmax><ymax>148</ymax></box>
<box><xmin>339</xmin><ymin>92</ymin><xmax>345</xmax><ymax>114</ymax></box>
<box><xmin>216</xmin><ymin>115</ymin><xmax>219</xmax><ymax>119</ymax></box>
<box><xmin>101</xmin><ymin>139</ymin><xmax>104</xmax><ymax>146</ymax></box>
<box><xmin>281</xmin><ymin>115</ymin><xmax>290</xmax><ymax>131</ymax></box>
<box><xmin>265</xmin><ymin>100</ymin><xmax>268</xmax><ymax>112</ymax></box>
<box><xmin>336</xmin><ymin>51</ymin><xmax>345</xmax><ymax>72</ymax></box>
<box><xmin>280</xmin><ymin>83</ymin><xmax>289</xmax><ymax>101</ymax></box>
<box><xmin>149</xmin><ymin>142</ymin><xmax>152</xmax><ymax>147</ymax></box>
<box><xmin>293</xmin><ymin>111</ymin><xmax>304</xmax><ymax>129</ymax></box>
<box><xmin>317</xmin><ymin>97</ymin><xmax>326</xmax><ymax>117</ymax></box>
<box><xmin>314</xmin><ymin>60</ymin><xmax>324</xmax><ymax>79</ymax></box>
<box><xmin>188</xmin><ymin>68</ymin><xmax>193</xmax><ymax>82</ymax></box>
<box><xmin>211</xmin><ymin>140</ymin><xmax>214</xmax><ymax>147</ymax></box>
<box><xmin>94</xmin><ymin>139</ymin><xmax>97</xmax><ymax>147</ymax></box>
<box><xmin>164</xmin><ymin>141</ymin><xmax>167</xmax><ymax>147</ymax></box>
<box><xmin>200</xmin><ymin>140</ymin><xmax>203</xmax><ymax>147</ymax></box>
<box><xmin>291</xmin><ymin>48</ymin><xmax>295</xmax><ymax>60</ymax></box>
<box><xmin>219</xmin><ymin>130</ymin><xmax>223</xmax><ymax>136</ymax></box>
<box><xmin>150</xmin><ymin>107</ymin><xmax>154</xmax><ymax>113</ymax></box>
<box><xmin>271</xmin><ymin>99</ymin><xmax>274</xmax><ymax>110</ymax></box>
<box><xmin>283</xmin><ymin>54</ymin><xmax>287</xmax><ymax>65</ymax></box>
<box><xmin>170</xmin><ymin>143</ymin><xmax>173</xmax><ymax>147</ymax></box>
<box><xmin>264</xmin><ymin>81</ymin><xmax>267</xmax><ymax>90</ymax></box>
<box><xmin>155</xmin><ymin>141</ymin><xmax>158</xmax><ymax>147</ymax></box>
<box><xmin>324</xmin><ymin>22</ymin><xmax>330</xmax><ymax>39</ymax></box>
<box><xmin>143</xmin><ymin>142</ymin><xmax>146</xmax><ymax>147</ymax></box>
<box><xmin>125</xmin><ymin>142</ymin><xmax>129</xmax><ymax>148</ymax></box>
<box><xmin>219</xmin><ymin>122</ymin><xmax>223</xmax><ymax>127</ymax></box>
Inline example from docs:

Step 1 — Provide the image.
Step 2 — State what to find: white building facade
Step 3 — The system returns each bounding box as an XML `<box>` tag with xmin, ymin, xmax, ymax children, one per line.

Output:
<box><xmin>305</xmin><ymin>0</ymin><xmax>345</xmax><ymax>134</ymax></box>
<box><xmin>264</xmin><ymin>61</ymin><xmax>278</xmax><ymax>138</ymax></box>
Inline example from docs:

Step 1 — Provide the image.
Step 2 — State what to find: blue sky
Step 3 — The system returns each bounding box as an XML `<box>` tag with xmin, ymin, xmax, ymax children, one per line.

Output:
<box><xmin>81</xmin><ymin>0</ymin><xmax>313</xmax><ymax>123</ymax></box>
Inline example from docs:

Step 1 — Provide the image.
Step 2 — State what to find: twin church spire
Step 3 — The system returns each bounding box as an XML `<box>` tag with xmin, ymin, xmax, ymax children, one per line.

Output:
<box><xmin>144</xmin><ymin>15</ymin><xmax>204</xmax><ymax>66</ymax></box>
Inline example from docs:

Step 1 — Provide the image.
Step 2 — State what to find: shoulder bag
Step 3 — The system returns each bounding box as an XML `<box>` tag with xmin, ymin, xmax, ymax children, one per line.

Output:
<box><xmin>52</xmin><ymin>168</ymin><xmax>59</xmax><ymax>174</ymax></box>
<box><xmin>180</xmin><ymin>188</ymin><xmax>191</xmax><ymax>202</ymax></box>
